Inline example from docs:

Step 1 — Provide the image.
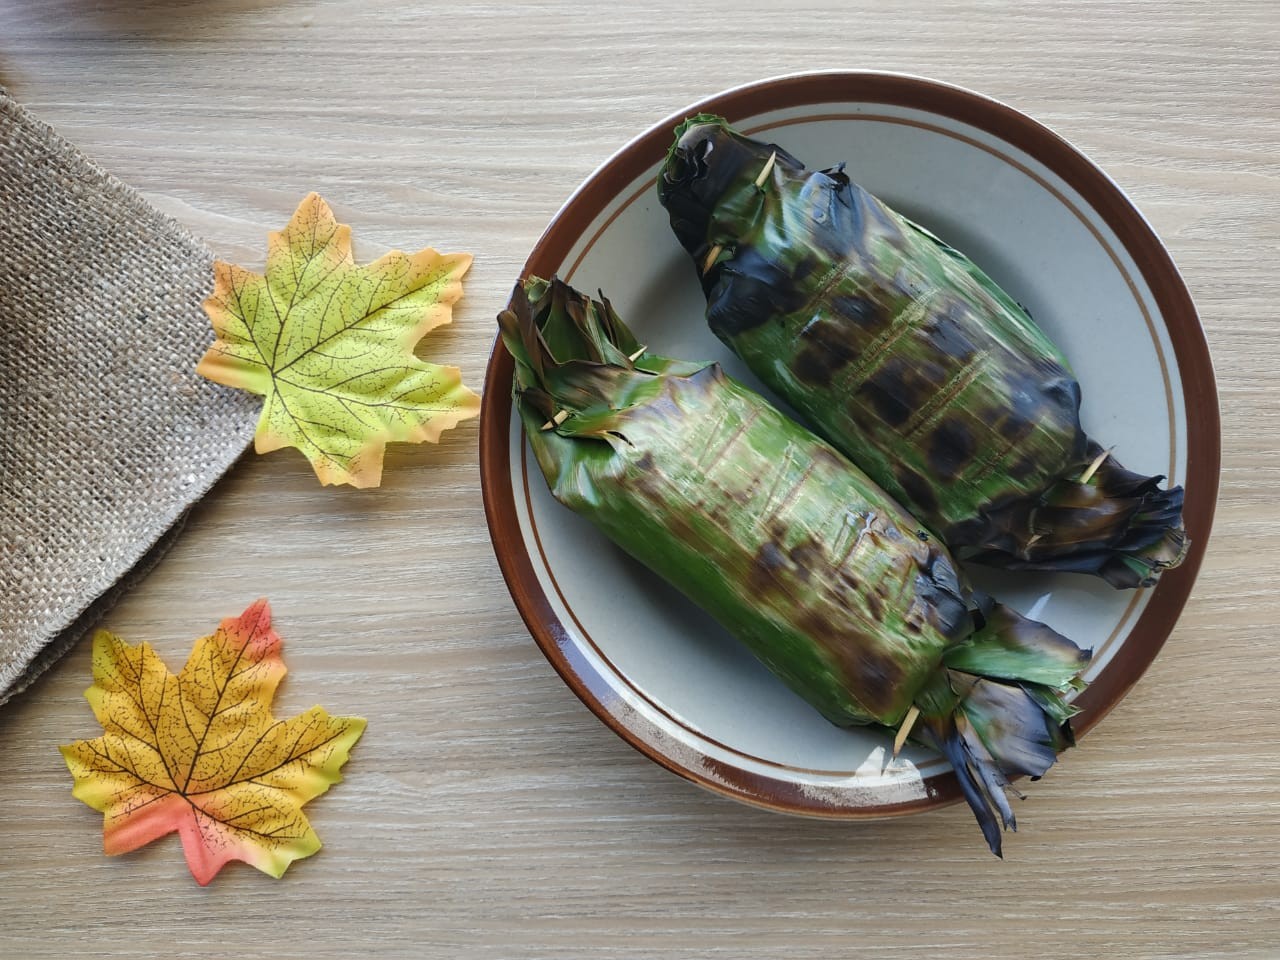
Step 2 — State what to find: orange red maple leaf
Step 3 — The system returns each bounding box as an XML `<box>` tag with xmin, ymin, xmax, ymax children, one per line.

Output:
<box><xmin>60</xmin><ymin>600</ymin><xmax>365</xmax><ymax>884</ymax></box>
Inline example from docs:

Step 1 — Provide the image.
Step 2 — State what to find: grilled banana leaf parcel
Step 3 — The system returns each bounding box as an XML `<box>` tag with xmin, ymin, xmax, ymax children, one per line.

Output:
<box><xmin>658</xmin><ymin>116</ymin><xmax>1187</xmax><ymax>589</ymax></box>
<box><xmin>499</xmin><ymin>277</ymin><xmax>1091</xmax><ymax>856</ymax></box>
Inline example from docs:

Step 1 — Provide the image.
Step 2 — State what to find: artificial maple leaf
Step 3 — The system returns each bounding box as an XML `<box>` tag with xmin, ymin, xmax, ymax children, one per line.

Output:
<box><xmin>60</xmin><ymin>599</ymin><xmax>365</xmax><ymax>885</ymax></box>
<box><xmin>196</xmin><ymin>192</ymin><xmax>479</xmax><ymax>487</ymax></box>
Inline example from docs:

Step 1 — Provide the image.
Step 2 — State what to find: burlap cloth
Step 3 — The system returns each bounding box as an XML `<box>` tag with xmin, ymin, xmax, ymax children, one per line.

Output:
<box><xmin>0</xmin><ymin>88</ymin><xmax>258</xmax><ymax>706</ymax></box>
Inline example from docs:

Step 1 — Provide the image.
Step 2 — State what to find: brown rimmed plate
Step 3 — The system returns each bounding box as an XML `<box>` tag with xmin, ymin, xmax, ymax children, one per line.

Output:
<box><xmin>480</xmin><ymin>72</ymin><xmax>1218</xmax><ymax>820</ymax></box>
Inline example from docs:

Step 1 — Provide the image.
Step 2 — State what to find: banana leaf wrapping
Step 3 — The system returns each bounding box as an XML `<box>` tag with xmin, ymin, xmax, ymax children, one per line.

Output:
<box><xmin>657</xmin><ymin>116</ymin><xmax>1187</xmax><ymax>589</ymax></box>
<box><xmin>498</xmin><ymin>277</ymin><xmax>1092</xmax><ymax>856</ymax></box>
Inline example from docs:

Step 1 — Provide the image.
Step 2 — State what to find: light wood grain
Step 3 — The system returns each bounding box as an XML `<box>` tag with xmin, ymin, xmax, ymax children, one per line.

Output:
<box><xmin>2</xmin><ymin>1</ymin><xmax>1278</xmax><ymax>957</ymax></box>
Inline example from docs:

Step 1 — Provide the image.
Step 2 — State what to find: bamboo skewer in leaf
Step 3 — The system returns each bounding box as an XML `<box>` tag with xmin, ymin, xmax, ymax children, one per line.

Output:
<box><xmin>499</xmin><ymin>277</ymin><xmax>1091</xmax><ymax>857</ymax></box>
<box><xmin>657</xmin><ymin>116</ymin><xmax>1187</xmax><ymax>589</ymax></box>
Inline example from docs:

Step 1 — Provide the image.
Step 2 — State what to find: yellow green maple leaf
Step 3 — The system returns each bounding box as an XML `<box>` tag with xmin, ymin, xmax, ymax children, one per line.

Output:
<box><xmin>197</xmin><ymin>192</ymin><xmax>479</xmax><ymax>487</ymax></box>
<box><xmin>60</xmin><ymin>599</ymin><xmax>365</xmax><ymax>885</ymax></box>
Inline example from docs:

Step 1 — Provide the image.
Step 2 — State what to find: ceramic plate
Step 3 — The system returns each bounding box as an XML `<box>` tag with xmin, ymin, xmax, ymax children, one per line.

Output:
<box><xmin>480</xmin><ymin>72</ymin><xmax>1219</xmax><ymax>818</ymax></box>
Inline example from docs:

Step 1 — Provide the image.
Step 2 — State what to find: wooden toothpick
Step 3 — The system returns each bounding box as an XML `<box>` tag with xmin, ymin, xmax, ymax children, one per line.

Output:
<box><xmin>893</xmin><ymin>704</ymin><xmax>921</xmax><ymax>758</ymax></box>
<box><xmin>1079</xmin><ymin>446</ymin><xmax>1114</xmax><ymax>484</ymax></box>
<box><xmin>753</xmin><ymin>150</ymin><xmax>778</xmax><ymax>188</ymax></box>
<box><xmin>540</xmin><ymin>409</ymin><xmax>570</xmax><ymax>431</ymax></box>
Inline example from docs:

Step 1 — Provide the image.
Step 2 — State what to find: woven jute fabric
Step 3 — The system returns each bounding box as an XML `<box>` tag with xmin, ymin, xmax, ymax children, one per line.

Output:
<box><xmin>0</xmin><ymin>89</ymin><xmax>258</xmax><ymax>706</ymax></box>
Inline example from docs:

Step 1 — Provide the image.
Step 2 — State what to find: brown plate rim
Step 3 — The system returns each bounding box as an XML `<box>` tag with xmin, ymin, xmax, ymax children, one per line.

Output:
<box><xmin>478</xmin><ymin>70</ymin><xmax>1221</xmax><ymax>819</ymax></box>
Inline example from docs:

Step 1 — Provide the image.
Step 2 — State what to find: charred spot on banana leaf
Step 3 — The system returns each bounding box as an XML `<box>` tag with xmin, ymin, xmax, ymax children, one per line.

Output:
<box><xmin>498</xmin><ymin>276</ymin><xmax>1092</xmax><ymax>857</ymax></box>
<box><xmin>657</xmin><ymin>115</ymin><xmax>1188</xmax><ymax>589</ymax></box>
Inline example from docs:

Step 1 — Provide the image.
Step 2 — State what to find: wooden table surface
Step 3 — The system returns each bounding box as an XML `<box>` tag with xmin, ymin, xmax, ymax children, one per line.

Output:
<box><xmin>2</xmin><ymin>2</ymin><xmax>1276</xmax><ymax>957</ymax></box>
